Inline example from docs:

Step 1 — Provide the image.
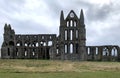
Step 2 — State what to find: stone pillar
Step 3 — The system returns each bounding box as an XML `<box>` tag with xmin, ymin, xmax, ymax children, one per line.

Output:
<box><xmin>27</xmin><ymin>49</ymin><xmax>30</xmax><ymax>59</ymax></box>
<box><xmin>99</xmin><ymin>47</ymin><xmax>103</xmax><ymax>61</ymax></box>
<box><xmin>73</xmin><ymin>43</ymin><xmax>76</xmax><ymax>54</ymax></box>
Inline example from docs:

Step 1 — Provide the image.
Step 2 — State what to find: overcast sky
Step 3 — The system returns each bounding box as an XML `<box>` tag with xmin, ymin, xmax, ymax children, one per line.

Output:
<box><xmin>0</xmin><ymin>0</ymin><xmax>120</xmax><ymax>47</ymax></box>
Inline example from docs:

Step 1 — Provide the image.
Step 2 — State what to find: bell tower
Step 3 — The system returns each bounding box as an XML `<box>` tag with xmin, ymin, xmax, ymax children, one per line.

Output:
<box><xmin>59</xmin><ymin>9</ymin><xmax>87</xmax><ymax>61</ymax></box>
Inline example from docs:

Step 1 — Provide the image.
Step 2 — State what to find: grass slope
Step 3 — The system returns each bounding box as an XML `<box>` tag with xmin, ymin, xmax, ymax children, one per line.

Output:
<box><xmin>0</xmin><ymin>59</ymin><xmax>120</xmax><ymax>78</ymax></box>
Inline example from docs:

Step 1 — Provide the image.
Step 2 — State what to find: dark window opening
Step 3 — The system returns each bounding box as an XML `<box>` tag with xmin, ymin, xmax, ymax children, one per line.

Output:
<box><xmin>8</xmin><ymin>48</ymin><xmax>10</xmax><ymax>56</ymax></box>
<box><xmin>9</xmin><ymin>41</ymin><xmax>14</xmax><ymax>46</ymax></box>
<box><xmin>76</xmin><ymin>44</ymin><xmax>79</xmax><ymax>53</ymax></box>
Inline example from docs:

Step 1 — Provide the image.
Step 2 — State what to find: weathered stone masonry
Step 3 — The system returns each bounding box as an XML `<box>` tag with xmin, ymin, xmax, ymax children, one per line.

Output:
<box><xmin>1</xmin><ymin>9</ymin><xmax>120</xmax><ymax>61</ymax></box>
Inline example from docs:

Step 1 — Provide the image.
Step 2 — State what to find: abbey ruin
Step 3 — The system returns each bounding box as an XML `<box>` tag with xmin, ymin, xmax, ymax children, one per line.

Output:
<box><xmin>1</xmin><ymin>10</ymin><xmax>120</xmax><ymax>61</ymax></box>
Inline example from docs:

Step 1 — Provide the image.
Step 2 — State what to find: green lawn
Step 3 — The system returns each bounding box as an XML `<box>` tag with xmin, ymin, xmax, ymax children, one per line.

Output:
<box><xmin>0</xmin><ymin>59</ymin><xmax>120</xmax><ymax>78</ymax></box>
<box><xmin>0</xmin><ymin>72</ymin><xmax>120</xmax><ymax>78</ymax></box>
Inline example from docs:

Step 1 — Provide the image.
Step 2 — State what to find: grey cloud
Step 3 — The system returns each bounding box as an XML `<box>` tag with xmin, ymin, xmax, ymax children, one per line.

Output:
<box><xmin>103</xmin><ymin>25</ymin><xmax>120</xmax><ymax>41</ymax></box>
<box><xmin>89</xmin><ymin>23</ymin><xmax>120</xmax><ymax>46</ymax></box>
<box><xmin>42</xmin><ymin>0</ymin><xmax>63</xmax><ymax>19</ymax></box>
<box><xmin>10</xmin><ymin>19</ymin><xmax>51</xmax><ymax>34</ymax></box>
<box><xmin>86</xmin><ymin>4</ymin><xmax>112</xmax><ymax>21</ymax></box>
<box><xmin>0</xmin><ymin>0</ymin><xmax>25</xmax><ymax>13</ymax></box>
<box><xmin>84</xmin><ymin>1</ymin><xmax>120</xmax><ymax>46</ymax></box>
<box><xmin>42</xmin><ymin>0</ymin><xmax>89</xmax><ymax>19</ymax></box>
<box><xmin>0</xmin><ymin>0</ymin><xmax>120</xmax><ymax>47</ymax></box>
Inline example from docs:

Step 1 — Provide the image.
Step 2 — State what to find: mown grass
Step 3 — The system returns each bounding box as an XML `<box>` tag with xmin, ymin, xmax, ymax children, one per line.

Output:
<box><xmin>0</xmin><ymin>72</ymin><xmax>120</xmax><ymax>78</ymax></box>
<box><xmin>0</xmin><ymin>59</ymin><xmax>120</xmax><ymax>78</ymax></box>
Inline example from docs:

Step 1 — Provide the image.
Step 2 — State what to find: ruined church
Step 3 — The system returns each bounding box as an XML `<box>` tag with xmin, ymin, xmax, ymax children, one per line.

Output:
<box><xmin>1</xmin><ymin>9</ymin><xmax>120</xmax><ymax>61</ymax></box>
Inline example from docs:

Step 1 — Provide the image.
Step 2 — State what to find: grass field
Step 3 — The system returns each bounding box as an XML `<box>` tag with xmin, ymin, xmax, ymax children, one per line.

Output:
<box><xmin>0</xmin><ymin>59</ymin><xmax>120</xmax><ymax>78</ymax></box>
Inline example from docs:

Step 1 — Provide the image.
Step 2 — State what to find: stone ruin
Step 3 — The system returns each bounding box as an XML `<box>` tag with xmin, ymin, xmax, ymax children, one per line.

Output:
<box><xmin>1</xmin><ymin>9</ymin><xmax>120</xmax><ymax>61</ymax></box>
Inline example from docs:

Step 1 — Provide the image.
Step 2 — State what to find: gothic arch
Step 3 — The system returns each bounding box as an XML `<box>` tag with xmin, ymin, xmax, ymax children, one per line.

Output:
<box><xmin>9</xmin><ymin>41</ymin><xmax>14</xmax><ymax>46</ymax></box>
<box><xmin>102</xmin><ymin>47</ymin><xmax>109</xmax><ymax>56</ymax></box>
<box><xmin>70</xmin><ymin>43</ymin><xmax>73</xmax><ymax>54</ymax></box>
<box><xmin>111</xmin><ymin>47</ymin><xmax>118</xmax><ymax>57</ymax></box>
<box><xmin>16</xmin><ymin>41</ymin><xmax>22</xmax><ymax>46</ymax></box>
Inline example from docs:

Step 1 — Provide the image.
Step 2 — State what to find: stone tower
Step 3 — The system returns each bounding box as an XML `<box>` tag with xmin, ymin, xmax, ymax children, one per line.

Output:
<box><xmin>1</xmin><ymin>24</ymin><xmax>15</xmax><ymax>58</ymax></box>
<box><xmin>58</xmin><ymin>9</ymin><xmax>87</xmax><ymax>61</ymax></box>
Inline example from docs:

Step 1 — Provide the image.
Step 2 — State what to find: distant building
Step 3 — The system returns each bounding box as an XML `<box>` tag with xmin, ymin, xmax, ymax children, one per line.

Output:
<box><xmin>1</xmin><ymin>10</ymin><xmax>120</xmax><ymax>61</ymax></box>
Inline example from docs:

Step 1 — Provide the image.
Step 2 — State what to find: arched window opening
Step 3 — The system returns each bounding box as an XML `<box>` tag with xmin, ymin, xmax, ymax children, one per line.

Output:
<box><xmin>96</xmin><ymin>47</ymin><xmax>98</xmax><ymax>55</ymax></box>
<box><xmin>25</xmin><ymin>43</ymin><xmax>28</xmax><ymax>47</ymax></box>
<box><xmin>70</xmin><ymin>20</ymin><xmax>73</xmax><ymax>27</ymax></box>
<box><xmin>115</xmin><ymin>49</ymin><xmax>118</xmax><ymax>57</ymax></box>
<box><xmin>111</xmin><ymin>47</ymin><xmax>118</xmax><ymax>56</ymax></box>
<box><xmin>9</xmin><ymin>41</ymin><xmax>14</xmax><ymax>46</ymax></box>
<box><xmin>57</xmin><ymin>49</ymin><xmax>59</xmax><ymax>54</ymax></box>
<box><xmin>50</xmin><ymin>36</ymin><xmax>52</xmax><ymax>39</ymax></box>
<box><xmin>17</xmin><ymin>41</ymin><xmax>22</xmax><ymax>46</ymax></box>
<box><xmin>103</xmin><ymin>47</ymin><xmax>109</xmax><ymax>56</ymax></box>
<box><xmin>32</xmin><ymin>49</ymin><xmax>35</xmax><ymax>56</ymax></box>
<box><xmin>43</xmin><ymin>42</ymin><xmax>46</xmax><ymax>46</ymax></box>
<box><xmin>40</xmin><ymin>42</ymin><xmax>43</xmax><ymax>46</ymax></box>
<box><xmin>8</xmin><ymin>48</ymin><xmax>10</xmax><ymax>56</ymax></box>
<box><xmin>65</xmin><ymin>45</ymin><xmax>67</xmax><ymax>53</ymax></box>
<box><xmin>70</xmin><ymin>30</ymin><xmax>73</xmax><ymax>40</ymax></box>
<box><xmin>65</xmin><ymin>30</ymin><xmax>67</xmax><ymax>40</ymax></box>
<box><xmin>25</xmin><ymin>50</ymin><xmax>27</xmax><ymax>56</ymax></box>
<box><xmin>70</xmin><ymin>44</ymin><xmax>73</xmax><ymax>54</ymax></box>
<box><xmin>48</xmin><ymin>41</ymin><xmax>52</xmax><ymax>46</ymax></box>
<box><xmin>17</xmin><ymin>43</ymin><xmax>20</xmax><ymax>46</ymax></box>
<box><xmin>111</xmin><ymin>49</ymin><xmax>114</xmax><ymax>56</ymax></box>
<box><xmin>32</xmin><ymin>51</ymin><xmax>35</xmax><ymax>56</ymax></box>
<box><xmin>76</xmin><ymin>43</ymin><xmax>79</xmax><ymax>53</ymax></box>
<box><xmin>42</xmin><ymin>36</ymin><xmax>44</xmax><ymax>39</ymax></box>
<box><xmin>74</xmin><ymin>21</ymin><xmax>77</xmax><ymax>27</ymax></box>
<box><xmin>87</xmin><ymin>47</ymin><xmax>90</xmax><ymax>55</ymax></box>
<box><xmin>67</xmin><ymin>21</ymin><xmax>69</xmax><ymax>27</ymax></box>
<box><xmin>76</xmin><ymin>30</ymin><xmax>78</xmax><ymax>39</ymax></box>
<box><xmin>36</xmin><ymin>42</ymin><xmax>39</xmax><ymax>47</ymax></box>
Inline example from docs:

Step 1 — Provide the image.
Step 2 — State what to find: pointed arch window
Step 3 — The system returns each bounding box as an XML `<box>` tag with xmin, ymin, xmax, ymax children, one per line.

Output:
<box><xmin>57</xmin><ymin>49</ymin><xmax>59</xmax><ymax>54</ymax></box>
<box><xmin>32</xmin><ymin>51</ymin><xmax>35</xmax><ymax>56</ymax></box>
<box><xmin>111</xmin><ymin>47</ymin><xmax>118</xmax><ymax>56</ymax></box>
<box><xmin>65</xmin><ymin>30</ymin><xmax>67</xmax><ymax>40</ymax></box>
<box><xmin>36</xmin><ymin>42</ymin><xmax>39</xmax><ymax>47</ymax></box>
<box><xmin>76</xmin><ymin>30</ymin><xmax>78</xmax><ymax>39</ymax></box>
<box><xmin>96</xmin><ymin>47</ymin><xmax>98</xmax><ymax>55</ymax></box>
<box><xmin>48</xmin><ymin>41</ymin><xmax>52</xmax><ymax>46</ymax></box>
<box><xmin>65</xmin><ymin>44</ymin><xmax>68</xmax><ymax>53</ymax></box>
<box><xmin>67</xmin><ymin>21</ymin><xmax>69</xmax><ymax>27</ymax></box>
<box><xmin>103</xmin><ymin>47</ymin><xmax>109</xmax><ymax>56</ymax></box>
<box><xmin>70</xmin><ymin>44</ymin><xmax>73</xmax><ymax>54</ymax></box>
<box><xmin>70</xmin><ymin>20</ymin><xmax>73</xmax><ymax>27</ymax></box>
<box><xmin>70</xmin><ymin>30</ymin><xmax>73</xmax><ymax>40</ymax></box>
<box><xmin>74</xmin><ymin>21</ymin><xmax>77</xmax><ymax>27</ymax></box>
<box><xmin>25</xmin><ymin>51</ymin><xmax>27</xmax><ymax>56</ymax></box>
<box><xmin>8</xmin><ymin>48</ymin><xmax>10</xmax><ymax>56</ymax></box>
<box><xmin>87</xmin><ymin>47</ymin><xmax>90</xmax><ymax>55</ymax></box>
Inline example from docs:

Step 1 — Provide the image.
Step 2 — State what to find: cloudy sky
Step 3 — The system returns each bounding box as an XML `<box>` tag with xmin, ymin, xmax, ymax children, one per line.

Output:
<box><xmin>0</xmin><ymin>0</ymin><xmax>120</xmax><ymax>47</ymax></box>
